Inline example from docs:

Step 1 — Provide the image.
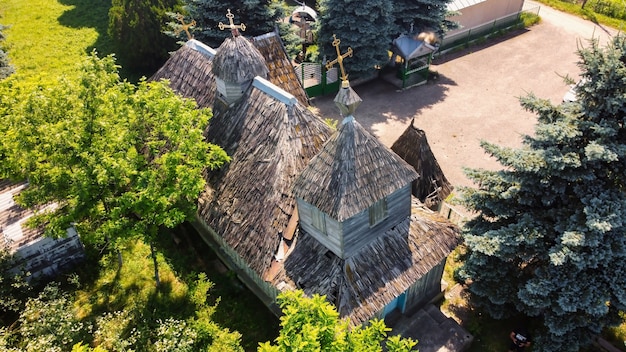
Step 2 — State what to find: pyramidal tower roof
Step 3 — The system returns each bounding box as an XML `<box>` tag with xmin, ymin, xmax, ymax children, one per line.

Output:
<box><xmin>211</xmin><ymin>10</ymin><xmax>268</xmax><ymax>82</ymax></box>
<box><xmin>294</xmin><ymin>36</ymin><xmax>418</xmax><ymax>221</ymax></box>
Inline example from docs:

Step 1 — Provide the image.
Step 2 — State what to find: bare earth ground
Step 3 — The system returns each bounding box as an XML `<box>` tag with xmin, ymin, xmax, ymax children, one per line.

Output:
<box><xmin>310</xmin><ymin>1</ymin><xmax>618</xmax><ymax>196</ymax></box>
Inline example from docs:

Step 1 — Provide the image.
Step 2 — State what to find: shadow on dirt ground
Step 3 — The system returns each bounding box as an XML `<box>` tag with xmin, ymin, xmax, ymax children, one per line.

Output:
<box><xmin>310</xmin><ymin>73</ymin><xmax>456</xmax><ymax>136</ymax></box>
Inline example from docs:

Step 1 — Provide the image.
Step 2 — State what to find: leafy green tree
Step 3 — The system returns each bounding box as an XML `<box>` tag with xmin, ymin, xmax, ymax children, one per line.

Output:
<box><xmin>0</xmin><ymin>249</ymin><xmax>31</xmax><ymax>326</ymax></box>
<box><xmin>458</xmin><ymin>35</ymin><xmax>626</xmax><ymax>352</ymax></box>
<box><xmin>8</xmin><ymin>283</ymin><xmax>89</xmax><ymax>352</ymax></box>
<box><xmin>108</xmin><ymin>0</ymin><xmax>183</xmax><ymax>73</ymax></box>
<box><xmin>0</xmin><ymin>273</ymin><xmax>242</xmax><ymax>351</ymax></box>
<box><xmin>179</xmin><ymin>0</ymin><xmax>282</xmax><ymax>48</ymax></box>
<box><xmin>0</xmin><ymin>53</ymin><xmax>229</xmax><ymax>286</ymax></box>
<box><xmin>258</xmin><ymin>290</ymin><xmax>417</xmax><ymax>352</ymax></box>
<box><xmin>317</xmin><ymin>0</ymin><xmax>394</xmax><ymax>79</ymax></box>
<box><xmin>391</xmin><ymin>0</ymin><xmax>458</xmax><ymax>36</ymax></box>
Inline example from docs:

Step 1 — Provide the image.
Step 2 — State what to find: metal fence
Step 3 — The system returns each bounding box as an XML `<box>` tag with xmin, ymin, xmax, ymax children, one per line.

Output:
<box><xmin>438</xmin><ymin>6</ymin><xmax>541</xmax><ymax>55</ymax></box>
<box><xmin>294</xmin><ymin>62</ymin><xmax>340</xmax><ymax>97</ymax></box>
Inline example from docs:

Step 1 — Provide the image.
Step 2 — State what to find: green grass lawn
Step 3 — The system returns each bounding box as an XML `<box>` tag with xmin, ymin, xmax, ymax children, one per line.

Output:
<box><xmin>0</xmin><ymin>0</ymin><xmax>126</xmax><ymax>83</ymax></box>
<box><xmin>533</xmin><ymin>0</ymin><xmax>626</xmax><ymax>30</ymax></box>
<box><xmin>74</xmin><ymin>228</ymin><xmax>279</xmax><ymax>350</ymax></box>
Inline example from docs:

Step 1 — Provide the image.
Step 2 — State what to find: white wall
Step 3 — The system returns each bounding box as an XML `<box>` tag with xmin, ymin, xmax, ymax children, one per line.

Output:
<box><xmin>446</xmin><ymin>0</ymin><xmax>525</xmax><ymax>36</ymax></box>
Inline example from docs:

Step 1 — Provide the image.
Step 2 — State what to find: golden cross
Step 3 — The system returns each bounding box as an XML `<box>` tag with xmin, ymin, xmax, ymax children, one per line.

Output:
<box><xmin>175</xmin><ymin>14</ymin><xmax>196</xmax><ymax>40</ymax></box>
<box><xmin>218</xmin><ymin>9</ymin><xmax>246</xmax><ymax>36</ymax></box>
<box><xmin>325</xmin><ymin>34</ymin><xmax>353</xmax><ymax>83</ymax></box>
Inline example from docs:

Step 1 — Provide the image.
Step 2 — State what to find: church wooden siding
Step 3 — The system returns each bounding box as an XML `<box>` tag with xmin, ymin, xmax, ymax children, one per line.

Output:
<box><xmin>341</xmin><ymin>185</ymin><xmax>412</xmax><ymax>258</ymax></box>
<box><xmin>296</xmin><ymin>185</ymin><xmax>412</xmax><ymax>259</ymax></box>
<box><xmin>296</xmin><ymin>198</ymin><xmax>343</xmax><ymax>256</ymax></box>
<box><xmin>193</xmin><ymin>217</ymin><xmax>279</xmax><ymax>309</ymax></box>
<box><xmin>215</xmin><ymin>78</ymin><xmax>247</xmax><ymax>103</ymax></box>
<box><xmin>404</xmin><ymin>258</ymin><xmax>446</xmax><ymax>311</ymax></box>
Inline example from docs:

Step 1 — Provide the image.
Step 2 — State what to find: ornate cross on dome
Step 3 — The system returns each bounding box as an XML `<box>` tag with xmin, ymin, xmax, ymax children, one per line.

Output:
<box><xmin>219</xmin><ymin>9</ymin><xmax>246</xmax><ymax>37</ymax></box>
<box><xmin>175</xmin><ymin>14</ymin><xmax>196</xmax><ymax>40</ymax></box>
<box><xmin>325</xmin><ymin>34</ymin><xmax>353</xmax><ymax>87</ymax></box>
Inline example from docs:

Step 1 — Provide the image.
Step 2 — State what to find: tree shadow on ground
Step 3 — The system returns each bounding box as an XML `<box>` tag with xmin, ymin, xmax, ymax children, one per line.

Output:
<box><xmin>155</xmin><ymin>223</ymin><xmax>280</xmax><ymax>350</ymax></box>
<box><xmin>310</xmin><ymin>73</ymin><xmax>456</xmax><ymax>138</ymax></box>
<box><xmin>440</xmin><ymin>281</ymin><xmax>543</xmax><ymax>352</ymax></box>
<box><xmin>56</xmin><ymin>0</ymin><xmax>141</xmax><ymax>80</ymax></box>
<box><xmin>57</xmin><ymin>0</ymin><xmax>114</xmax><ymax>56</ymax></box>
<box><xmin>433</xmin><ymin>28</ymin><xmax>532</xmax><ymax>65</ymax></box>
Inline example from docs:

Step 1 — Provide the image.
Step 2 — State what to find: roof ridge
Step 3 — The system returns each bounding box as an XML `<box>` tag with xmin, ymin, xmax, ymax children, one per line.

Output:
<box><xmin>253</xmin><ymin>76</ymin><xmax>297</xmax><ymax>106</ymax></box>
<box><xmin>185</xmin><ymin>39</ymin><xmax>216</xmax><ymax>59</ymax></box>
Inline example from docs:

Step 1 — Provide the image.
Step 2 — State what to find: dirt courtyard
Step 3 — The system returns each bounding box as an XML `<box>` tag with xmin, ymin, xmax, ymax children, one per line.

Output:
<box><xmin>309</xmin><ymin>1</ymin><xmax>617</xmax><ymax>193</ymax></box>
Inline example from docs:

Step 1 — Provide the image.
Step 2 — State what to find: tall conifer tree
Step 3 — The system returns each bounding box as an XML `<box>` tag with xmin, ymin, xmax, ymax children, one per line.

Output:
<box><xmin>392</xmin><ymin>0</ymin><xmax>456</xmax><ymax>35</ymax></box>
<box><xmin>458</xmin><ymin>36</ymin><xmax>626</xmax><ymax>352</ymax></box>
<box><xmin>108</xmin><ymin>0</ymin><xmax>182</xmax><ymax>73</ymax></box>
<box><xmin>0</xmin><ymin>24</ymin><xmax>14</xmax><ymax>79</ymax></box>
<box><xmin>183</xmin><ymin>0</ymin><xmax>282</xmax><ymax>48</ymax></box>
<box><xmin>317</xmin><ymin>0</ymin><xmax>394</xmax><ymax>79</ymax></box>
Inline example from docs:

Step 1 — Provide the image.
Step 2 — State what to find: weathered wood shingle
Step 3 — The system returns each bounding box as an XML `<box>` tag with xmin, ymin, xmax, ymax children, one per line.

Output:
<box><xmin>198</xmin><ymin>87</ymin><xmax>332</xmax><ymax>276</ymax></box>
<box><xmin>150</xmin><ymin>40</ymin><xmax>216</xmax><ymax>108</ymax></box>
<box><xmin>293</xmin><ymin>118</ymin><xmax>419</xmax><ymax>221</ymax></box>
<box><xmin>391</xmin><ymin>119</ymin><xmax>453</xmax><ymax>205</ymax></box>
<box><xmin>212</xmin><ymin>35</ymin><xmax>269</xmax><ymax>83</ymax></box>
<box><xmin>253</xmin><ymin>31</ymin><xmax>309</xmax><ymax>106</ymax></box>
<box><xmin>273</xmin><ymin>199</ymin><xmax>461</xmax><ymax>325</ymax></box>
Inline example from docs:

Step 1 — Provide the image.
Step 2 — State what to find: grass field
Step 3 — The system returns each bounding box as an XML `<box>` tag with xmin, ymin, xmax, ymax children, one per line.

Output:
<box><xmin>533</xmin><ymin>0</ymin><xmax>626</xmax><ymax>30</ymax></box>
<box><xmin>0</xmin><ymin>0</ymin><xmax>129</xmax><ymax>82</ymax></box>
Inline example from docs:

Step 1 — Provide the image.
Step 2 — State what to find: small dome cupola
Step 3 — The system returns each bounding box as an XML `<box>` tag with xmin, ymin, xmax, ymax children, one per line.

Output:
<box><xmin>212</xmin><ymin>9</ymin><xmax>269</xmax><ymax>104</ymax></box>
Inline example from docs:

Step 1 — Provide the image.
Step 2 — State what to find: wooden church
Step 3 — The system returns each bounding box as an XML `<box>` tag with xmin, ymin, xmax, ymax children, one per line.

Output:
<box><xmin>150</xmin><ymin>11</ymin><xmax>460</xmax><ymax>325</ymax></box>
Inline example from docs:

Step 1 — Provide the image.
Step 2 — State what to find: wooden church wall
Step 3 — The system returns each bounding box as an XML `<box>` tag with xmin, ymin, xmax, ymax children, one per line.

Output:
<box><xmin>404</xmin><ymin>258</ymin><xmax>446</xmax><ymax>311</ymax></box>
<box><xmin>297</xmin><ymin>185</ymin><xmax>412</xmax><ymax>259</ymax></box>
<box><xmin>342</xmin><ymin>185</ymin><xmax>412</xmax><ymax>258</ymax></box>
<box><xmin>193</xmin><ymin>217</ymin><xmax>280</xmax><ymax>308</ymax></box>
<box><xmin>296</xmin><ymin>199</ymin><xmax>343</xmax><ymax>256</ymax></box>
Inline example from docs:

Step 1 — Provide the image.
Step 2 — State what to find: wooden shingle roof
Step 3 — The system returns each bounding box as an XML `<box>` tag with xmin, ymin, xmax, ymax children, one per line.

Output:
<box><xmin>151</xmin><ymin>32</ymin><xmax>310</xmax><ymax>108</ymax></box>
<box><xmin>253</xmin><ymin>31</ymin><xmax>309</xmax><ymax>106</ymax></box>
<box><xmin>198</xmin><ymin>85</ymin><xmax>333</xmax><ymax>276</ymax></box>
<box><xmin>391</xmin><ymin>119</ymin><xmax>453</xmax><ymax>206</ymax></box>
<box><xmin>293</xmin><ymin>117</ymin><xmax>419</xmax><ymax>221</ymax></box>
<box><xmin>272</xmin><ymin>199</ymin><xmax>461</xmax><ymax>325</ymax></box>
<box><xmin>150</xmin><ymin>40</ymin><xmax>216</xmax><ymax>108</ymax></box>
<box><xmin>212</xmin><ymin>35</ymin><xmax>269</xmax><ymax>83</ymax></box>
<box><xmin>0</xmin><ymin>180</ymin><xmax>40</xmax><ymax>254</ymax></box>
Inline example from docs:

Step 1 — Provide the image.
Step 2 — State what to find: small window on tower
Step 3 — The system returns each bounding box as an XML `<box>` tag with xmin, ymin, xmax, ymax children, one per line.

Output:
<box><xmin>369</xmin><ymin>198</ymin><xmax>388</xmax><ymax>227</ymax></box>
<box><xmin>311</xmin><ymin>208</ymin><xmax>327</xmax><ymax>234</ymax></box>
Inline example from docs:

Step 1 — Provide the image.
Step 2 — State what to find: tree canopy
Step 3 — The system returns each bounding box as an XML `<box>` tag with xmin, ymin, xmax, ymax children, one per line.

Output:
<box><xmin>0</xmin><ymin>53</ymin><xmax>229</xmax><ymax>251</ymax></box>
<box><xmin>392</xmin><ymin>0</ymin><xmax>457</xmax><ymax>36</ymax></box>
<box><xmin>317</xmin><ymin>0</ymin><xmax>394</xmax><ymax>79</ymax></box>
<box><xmin>259</xmin><ymin>290</ymin><xmax>417</xmax><ymax>352</ymax></box>
<box><xmin>178</xmin><ymin>0</ymin><xmax>282</xmax><ymax>48</ymax></box>
<box><xmin>108</xmin><ymin>0</ymin><xmax>183</xmax><ymax>73</ymax></box>
<box><xmin>458</xmin><ymin>35</ymin><xmax>626</xmax><ymax>352</ymax></box>
<box><xmin>317</xmin><ymin>0</ymin><xmax>454</xmax><ymax>79</ymax></box>
<box><xmin>0</xmin><ymin>23</ymin><xmax>15</xmax><ymax>80</ymax></box>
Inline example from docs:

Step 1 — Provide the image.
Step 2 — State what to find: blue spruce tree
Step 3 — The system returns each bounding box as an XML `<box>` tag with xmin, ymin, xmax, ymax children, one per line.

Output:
<box><xmin>0</xmin><ymin>24</ymin><xmax>14</xmax><ymax>79</ymax></box>
<box><xmin>459</xmin><ymin>35</ymin><xmax>626</xmax><ymax>352</ymax></box>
